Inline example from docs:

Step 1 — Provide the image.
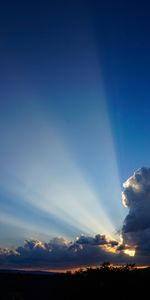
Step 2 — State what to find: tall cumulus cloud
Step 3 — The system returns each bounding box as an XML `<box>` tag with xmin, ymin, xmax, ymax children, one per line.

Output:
<box><xmin>122</xmin><ymin>167</ymin><xmax>150</xmax><ymax>263</ymax></box>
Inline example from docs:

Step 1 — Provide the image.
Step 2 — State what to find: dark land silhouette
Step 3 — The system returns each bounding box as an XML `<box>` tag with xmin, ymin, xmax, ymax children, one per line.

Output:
<box><xmin>0</xmin><ymin>263</ymin><xmax>149</xmax><ymax>299</ymax></box>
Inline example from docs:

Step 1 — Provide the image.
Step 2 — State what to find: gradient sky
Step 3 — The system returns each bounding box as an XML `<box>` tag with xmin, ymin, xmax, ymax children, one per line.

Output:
<box><xmin>0</xmin><ymin>0</ymin><xmax>150</xmax><ymax>264</ymax></box>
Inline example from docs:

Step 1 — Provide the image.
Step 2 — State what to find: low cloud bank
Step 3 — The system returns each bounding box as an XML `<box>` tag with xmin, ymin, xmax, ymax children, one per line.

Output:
<box><xmin>0</xmin><ymin>235</ymin><xmax>130</xmax><ymax>270</ymax></box>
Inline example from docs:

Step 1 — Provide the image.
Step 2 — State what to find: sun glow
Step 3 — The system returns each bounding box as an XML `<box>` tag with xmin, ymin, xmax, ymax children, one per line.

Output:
<box><xmin>102</xmin><ymin>244</ymin><xmax>118</xmax><ymax>254</ymax></box>
<box><xmin>124</xmin><ymin>249</ymin><xmax>135</xmax><ymax>257</ymax></box>
<box><xmin>103</xmin><ymin>244</ymin><xmax>136</xmax><ymax>257</ymax></box>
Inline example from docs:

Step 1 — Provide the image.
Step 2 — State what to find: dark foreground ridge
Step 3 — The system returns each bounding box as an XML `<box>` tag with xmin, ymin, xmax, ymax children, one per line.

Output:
<box><xmin>0</xmin><ymin>264</ymin><xmax>150</xmax><ymax>299</ymax></box>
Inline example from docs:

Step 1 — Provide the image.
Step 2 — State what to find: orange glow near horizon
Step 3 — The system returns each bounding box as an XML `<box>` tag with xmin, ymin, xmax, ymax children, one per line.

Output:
<box><xmin>12</xmin><ymin>264</ymin><xmax>150</xmax><ymax>274</ymax></box>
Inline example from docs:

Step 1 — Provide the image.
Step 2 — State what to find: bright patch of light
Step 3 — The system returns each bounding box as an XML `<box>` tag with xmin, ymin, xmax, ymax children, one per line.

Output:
<box><xmin>102</xmin><ymin>244</ymin><xmax>118</xmax><ymax>254</ymax></box>
<box><xmin>122</xmin><ymin>192</ymin><xmax>128</xmax><ymax>208</ymax></box>
<box><xmin>124</xmin><ymin>249</ymin><xmax>135</xmax><ymax>257</ymax></box>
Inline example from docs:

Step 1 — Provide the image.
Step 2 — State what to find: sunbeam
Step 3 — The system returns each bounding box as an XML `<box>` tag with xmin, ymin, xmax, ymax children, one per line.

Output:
<box><xmin>0</xmin><ymin>104</ymin><xmax>121</xmax><ymax>242</ymax></box>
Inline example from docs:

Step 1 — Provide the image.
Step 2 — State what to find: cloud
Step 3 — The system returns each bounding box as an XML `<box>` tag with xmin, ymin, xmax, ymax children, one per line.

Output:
<box><xmin>121</xmin><ymin>167</ymin><xmax>150</xmax><ymax>262</ymax></box>
<box><xmin>0</xmin><ymin>235</ymin><xmax>129</xmax><ymax>270</ymax></box>
<box><xmin>76</xmin><ymin>234</ymin><xmax>118</xmax><ymax>247</ymax></box>
<box><xmin>76</xmin><ymin>234</ymin><xmax>108</xmax><ymax>245</ymax></box>
<box><xmin>3</xmin><ymin>167</ymin><xmax>150</xmax><ymax>269</ymax></box>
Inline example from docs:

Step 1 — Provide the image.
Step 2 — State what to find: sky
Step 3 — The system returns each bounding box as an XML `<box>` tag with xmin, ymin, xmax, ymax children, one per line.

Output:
<box><xmin>1</xmin><ymin>0</ymin><xmax>150</xmax><ymax>269</ymax></box>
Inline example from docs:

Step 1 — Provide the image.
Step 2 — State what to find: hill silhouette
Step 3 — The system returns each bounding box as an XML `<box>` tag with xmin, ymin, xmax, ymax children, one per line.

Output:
<box><xmin>0</xmin><ymin>263</ymin><xmax>149</xmax><ymax>299</ymax></box>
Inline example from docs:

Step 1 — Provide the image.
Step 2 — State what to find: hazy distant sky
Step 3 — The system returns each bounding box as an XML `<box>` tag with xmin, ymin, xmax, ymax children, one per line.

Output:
<box><xmin>1</xmin><ymin>0</ymin><xmax>150</xmax><ymax>268</ymax></box>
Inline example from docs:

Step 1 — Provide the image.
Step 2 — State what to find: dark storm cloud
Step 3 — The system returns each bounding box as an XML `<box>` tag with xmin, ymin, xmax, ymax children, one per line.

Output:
<box><xmin>76</xmin><ymin>234</ymin><xmax>107</xmax><ymax>245</ymax></box>
<box><xmin>76</xmin><ymin>234</ymin><xmax>118</xmax><ymax>247</ymax></box>
<box><xmin>0</xmin><ymin>235</ymin><xmax>128</xmax><ymax>270</ymax></box>
<box><xmin>122</xmin><ymin>167</ymin><xmax>150</xmax><ymax>260</ymax></box>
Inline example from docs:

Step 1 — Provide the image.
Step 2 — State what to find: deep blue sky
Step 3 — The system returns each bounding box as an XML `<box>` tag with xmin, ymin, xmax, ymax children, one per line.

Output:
<box><xmin>0</xmin><ymin>0</ymin><xmax>150</xmax><ymax>248</ymax></box>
